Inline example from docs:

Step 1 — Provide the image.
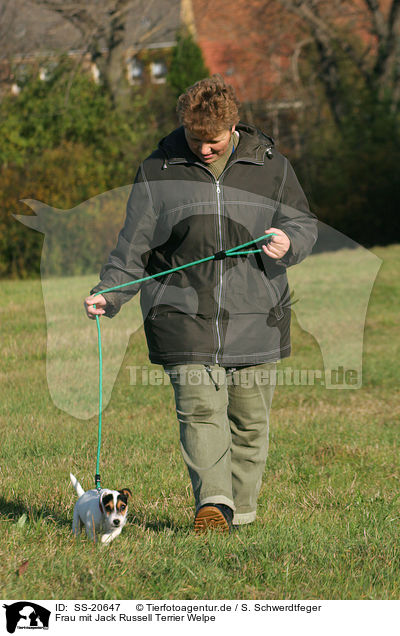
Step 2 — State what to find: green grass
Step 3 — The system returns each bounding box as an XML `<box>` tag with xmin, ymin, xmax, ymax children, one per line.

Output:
<box><xmin>0</xmin><ymin>245</ymin><xmax>399</xmax><ymax>599</ymax></box>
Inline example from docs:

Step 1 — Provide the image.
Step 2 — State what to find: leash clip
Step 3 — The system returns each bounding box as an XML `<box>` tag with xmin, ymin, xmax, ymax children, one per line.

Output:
<box><xmin>95</xmin><ymin>473</ymin><xmax>101</xmax><ymax>491</ymax></box>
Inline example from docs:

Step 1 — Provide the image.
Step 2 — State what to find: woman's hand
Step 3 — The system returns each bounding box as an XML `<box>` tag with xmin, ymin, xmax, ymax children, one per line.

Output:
<box><xmin>262</xmin><ymin>228</ymin><xmax>291</xmax><ymax>259</ymax></box>
<box><xmin>84</xmin><ymin>293</ymin><xmax>107</xmax><ymax>319</ymax></box>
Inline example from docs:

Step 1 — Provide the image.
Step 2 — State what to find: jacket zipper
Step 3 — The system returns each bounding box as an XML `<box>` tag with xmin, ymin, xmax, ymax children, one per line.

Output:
<box><xmin>189</xmin><ymin>161</ymin><xmax>244</xmax><ymax>364</ymax></box>
<box><xmin>170</xmin><ymin>157</ymin><xmax>264</xmax><ymax>364</ymax></box>
<box><xmin>215</xmin><ymin>181</ymin><xmax>223</xmax><ymax>363</ymax></box>
<box><xmin>213</xmin><ymin>161</ymin><xmax>247</xmax><ymax>363</ymax></box>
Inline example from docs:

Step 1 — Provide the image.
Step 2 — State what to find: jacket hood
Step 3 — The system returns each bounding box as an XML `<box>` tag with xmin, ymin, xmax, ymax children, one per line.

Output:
<box><xmin>158</xmin><ymin>122</ymin><xmax>275</xmax><ymax>166</ymax></box>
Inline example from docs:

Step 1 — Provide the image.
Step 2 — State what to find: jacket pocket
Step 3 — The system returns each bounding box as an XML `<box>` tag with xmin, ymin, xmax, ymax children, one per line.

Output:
<box><xmin>260</xmin><ymin>271</ymin><xmax>284</xmax><ymax>320</ymax></box>
<box><xmin>149</xmin><ymin>273</ymin><xmax>173</xmax><ymax>320</ymax></box>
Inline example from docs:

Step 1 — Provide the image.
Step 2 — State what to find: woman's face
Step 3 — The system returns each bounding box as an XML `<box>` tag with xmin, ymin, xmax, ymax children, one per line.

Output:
<box><xmin>184</xmin><ymin>126</ymin><xmax>235</xmax><ymax>163</ymax></box>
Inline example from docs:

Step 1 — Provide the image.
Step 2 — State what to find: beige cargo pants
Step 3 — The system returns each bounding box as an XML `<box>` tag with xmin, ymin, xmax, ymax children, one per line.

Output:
<box><xmin>164</xmin><ymin>362</ymin><xmax>276</xmax><ymax>525</ymax></box>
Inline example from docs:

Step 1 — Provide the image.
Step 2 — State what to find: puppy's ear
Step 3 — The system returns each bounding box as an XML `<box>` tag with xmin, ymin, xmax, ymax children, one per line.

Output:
<box><xmin>119</xmin><ymin>488</ymin><xmax>132</xmax><ymax>500</ymax></box>
<box><xmin>101</xmin><ymin>492</ymin><xmax>114</xmax><ymax>508</ymax></box>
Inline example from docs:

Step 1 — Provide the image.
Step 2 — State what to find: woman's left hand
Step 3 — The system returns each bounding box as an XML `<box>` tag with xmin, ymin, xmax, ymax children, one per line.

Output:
<box><xmin>262</xmin><ymin>227</ymin><xmax>291</xmax><ymax>259</ymax></box>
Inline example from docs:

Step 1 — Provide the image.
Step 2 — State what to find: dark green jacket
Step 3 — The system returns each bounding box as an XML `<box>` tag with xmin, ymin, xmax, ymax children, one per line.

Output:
<box><xmin>91</xmin><ymin>122</ymin><xmax>318</xmax><ymax>366</ymax></box>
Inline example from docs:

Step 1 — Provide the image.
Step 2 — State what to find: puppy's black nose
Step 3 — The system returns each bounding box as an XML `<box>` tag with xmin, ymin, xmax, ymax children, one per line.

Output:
<box><xmin>113</xmin><ymin>519</ymin><xmax>120</xmax><ymax>526</ymax></box>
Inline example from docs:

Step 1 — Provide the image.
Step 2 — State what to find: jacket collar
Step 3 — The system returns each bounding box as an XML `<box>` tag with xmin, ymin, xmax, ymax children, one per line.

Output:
<box><xmin>158</xmin><ymin>122</ymin><xmax>274</xmax><ymax>167</ymax></box>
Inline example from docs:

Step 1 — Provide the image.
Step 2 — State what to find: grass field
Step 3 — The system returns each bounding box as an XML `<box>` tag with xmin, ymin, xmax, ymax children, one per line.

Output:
<box><xmin>1</xmin><ymin>244</ymin><xmax>399</xmax><ymax>600</ymax></box>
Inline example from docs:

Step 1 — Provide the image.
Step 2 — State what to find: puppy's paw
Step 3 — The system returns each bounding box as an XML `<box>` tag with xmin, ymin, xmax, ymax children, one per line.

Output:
<box><xmin>100</xmin><ymin>533</ymin><xmax>115</xmax><ymax>545</ymax></box>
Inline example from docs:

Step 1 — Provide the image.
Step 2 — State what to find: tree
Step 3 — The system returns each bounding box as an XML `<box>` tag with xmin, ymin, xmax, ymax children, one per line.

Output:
<box><xmin>0</xmin><ymin>62</ymin><xmax>178</xmax><ymax>278</ymax></box>
<box><xmin>191</xmin><ymin>0</ymin><xmax>400</xmax><ymax>122</ymax></box>
<box><xmin>270</xmin><ymin>0</ymin><xmax>400</xmax><ymax>124</ymax></box>
<box><xmin>188</xmin><ymin>0</ymin><xmax>400</xmax><ymax>245</ymax></box>
<box><xmin>0</xmin><ymin>0</ymin><xmax>43</xmax><ymax>93</ymax></box>
<box><xmin>27</xmin><ymin>0</ymin><xmax>180</xmax><ymax>107</ymax></box>
<box><xmin>167</xmin><ymin>29</ymin><xmax>210</xmax><ymax>97</ymax></box>
<box><xmin>263</xmin><ymin>0</ymin><xmax>400</xmax><ymax>244</ymax></box>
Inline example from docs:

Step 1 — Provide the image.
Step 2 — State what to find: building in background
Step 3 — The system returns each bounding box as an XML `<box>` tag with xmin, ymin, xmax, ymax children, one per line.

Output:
<box><xmin>3</xmin><ymin>0</ymin><xmax>388</xmax><ymax>147</ymax></box>
<box><xmin>2</xmin><ymin>0</ymin><xmax>294</xmax><ymax>99</ymax></box>
<box><xmin>187</xmin><ymin>0</ymin><xmax>302</xmax><ymax>142</ymax></box>
<box><xmin>1</xmin><ymin>0</ymin><xmax>181</xmax><ymax>94</ymax></box>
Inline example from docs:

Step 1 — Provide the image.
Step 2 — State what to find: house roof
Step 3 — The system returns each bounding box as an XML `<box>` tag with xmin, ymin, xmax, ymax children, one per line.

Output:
<box><xmin>3</xmin><ymin>0</ymin><xmax>181</xmax><ymax>59</ymax></box>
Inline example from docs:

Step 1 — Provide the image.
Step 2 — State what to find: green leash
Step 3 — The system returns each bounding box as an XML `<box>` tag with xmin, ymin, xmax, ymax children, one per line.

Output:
<box><xmin>92</xmin><ymin>232</ymin><xmax>276</xmax><ymax>490</ymax></box>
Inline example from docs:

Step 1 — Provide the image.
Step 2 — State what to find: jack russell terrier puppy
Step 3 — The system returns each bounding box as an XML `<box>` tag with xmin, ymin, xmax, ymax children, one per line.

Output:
<box><xmin>70</xmin><ymin>473</ymin><xmax>131</xmax><ymax>544</ymax></box>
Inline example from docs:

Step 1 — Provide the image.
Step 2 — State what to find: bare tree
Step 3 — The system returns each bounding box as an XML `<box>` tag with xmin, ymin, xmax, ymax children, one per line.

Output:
<box><xmin>27</xmin><ymin>0</ymin><xmax>180</xmax><ymax>106</ymax></box>
<box><xmin>269</xmin><ymin>0</ymin><xmax>400</xmax><ymax>121</ymax></box>
<box><xmin>192</xmin><ymin>0</ymin><xmax>399</xmax><ymax>127</ymax></box>
<box><xmin>0</xmin><ymin>0</ymin><xmax>43</xmax><ymax>91</ymax></box>
<box><xmin>0</xmin><ymin>0</ymin><xmax>16</xmax><ymax>86</ymax></box>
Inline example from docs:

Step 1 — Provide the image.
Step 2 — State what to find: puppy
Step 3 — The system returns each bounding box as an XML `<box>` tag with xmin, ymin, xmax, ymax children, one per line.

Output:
<box><xmin>70</xmin><ymin>473</ymin><xmax>131</xmax><ymax>544</ymax></box>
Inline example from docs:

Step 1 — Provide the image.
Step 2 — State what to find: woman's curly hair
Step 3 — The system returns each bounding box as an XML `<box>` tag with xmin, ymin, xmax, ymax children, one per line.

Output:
<box><xmin>177</xmin><ymin>74</ymin><xmax>240</xmax><ymax>137</ymax></box>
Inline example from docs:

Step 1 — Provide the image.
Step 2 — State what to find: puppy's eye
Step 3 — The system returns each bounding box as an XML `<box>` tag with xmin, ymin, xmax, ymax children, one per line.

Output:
<box><xmin>120</xmin><ymin>504</ymin><xmax>126</xmax><ymax>511</ymax></box>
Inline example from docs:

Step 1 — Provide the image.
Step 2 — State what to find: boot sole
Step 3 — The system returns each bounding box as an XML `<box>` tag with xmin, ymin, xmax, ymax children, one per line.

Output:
<box><xmin>194</xmin><ymin>505</ymin><xmax>231</xmax><ymax>533</ymax></box>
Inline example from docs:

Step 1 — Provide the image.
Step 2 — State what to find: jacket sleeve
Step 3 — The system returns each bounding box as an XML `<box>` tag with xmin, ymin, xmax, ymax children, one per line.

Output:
<box><xmin>272</xmin><ymin>157</ymin><xmax>318</xmax><ymax>267</ymax></box>
<box><xmin>90</xmin><ymin>164</ymin><xmax>158</xmax><ymax>317</ymax></box>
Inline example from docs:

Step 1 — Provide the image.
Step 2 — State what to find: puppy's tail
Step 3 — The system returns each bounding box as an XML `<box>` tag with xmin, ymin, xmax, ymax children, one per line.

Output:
<box><xmin>70</xmin><ymin>473</ymin><xmax>85</xmax><ymax>497</ymax></box>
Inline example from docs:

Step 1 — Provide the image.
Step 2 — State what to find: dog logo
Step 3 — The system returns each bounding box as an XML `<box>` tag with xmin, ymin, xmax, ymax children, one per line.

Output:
<box><xmin>3</xmin><ymin>602</ymin><xmax>50</xmax><ymax>633</ymax></box>
<box><xmin>188</xmin><ymin>369</ymin><xmax>203</xmax><ymax>385</ymax></box>
<box><xmin>15</xmin><ymin>192</ymin><xmax>381</xmax><ymax>405</ymax></box>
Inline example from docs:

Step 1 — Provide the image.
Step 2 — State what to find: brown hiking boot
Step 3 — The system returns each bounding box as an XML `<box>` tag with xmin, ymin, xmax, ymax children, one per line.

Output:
<box><xmin>194</xmin><ymin>504</ymin><xmax>233</xmax><ymax>534</ymax></box>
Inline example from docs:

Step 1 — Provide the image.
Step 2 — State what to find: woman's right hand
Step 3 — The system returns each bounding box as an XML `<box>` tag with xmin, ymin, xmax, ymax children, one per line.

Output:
<box><xmin>84</xmin><ymin>293</ymin><xmax>107</xmax><ymax>320</ymax></box>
